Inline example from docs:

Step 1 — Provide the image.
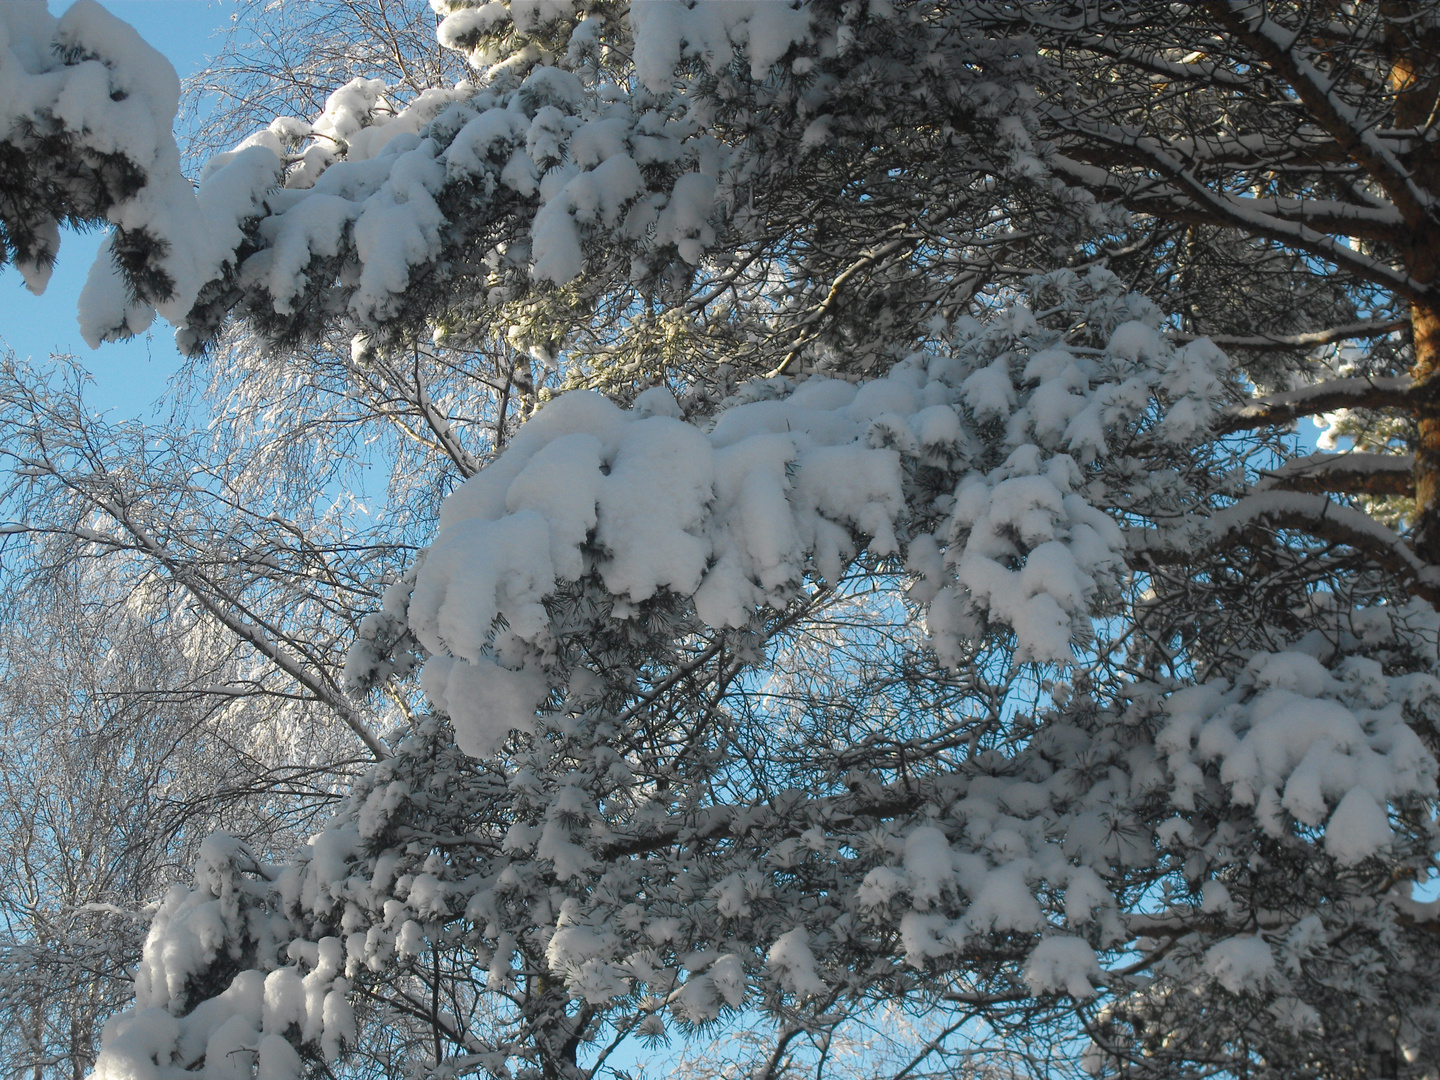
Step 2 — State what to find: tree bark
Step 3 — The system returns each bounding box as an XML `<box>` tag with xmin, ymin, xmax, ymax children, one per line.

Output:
<box><xmin>1385</xmin><ymin>4</ymin><xmax>1440</xmax><ymax>560</ymax></box>
<box><xmin>1412</xmin><ymin>303</ymin><xmax>1440</xmax><ymax>561</ymax></box>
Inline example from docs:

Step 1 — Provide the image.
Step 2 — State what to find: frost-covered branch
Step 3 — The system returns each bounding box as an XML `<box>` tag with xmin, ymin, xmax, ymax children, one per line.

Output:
<box><xmin>1206</xmin><ymin>0</ymin><xmax>1436</xmax><ymax>228</ymax></box>
<box><xmin>1216</xmin><ymin>375</ymin><xmax>1415</xmax><ymax>433</ymax></box>
<box><xmin>1046</xmin><ymin>150</ymin><xmax>1425</xmax><ymax>299</ymax></box>
<box><xmin>1201</xmin><ymin>491</ymin><xmax>1440</xmax><ymax>606</ymax></box>
<box><xmin>1258</xmin><ymin>452</ymin><xmax>1415</xmax><ymax>498</ymax></box>
<box><xmin>1170</xmin><ymin>317</ymin><xmax>1409</xmax><ymax>351</ymax></box>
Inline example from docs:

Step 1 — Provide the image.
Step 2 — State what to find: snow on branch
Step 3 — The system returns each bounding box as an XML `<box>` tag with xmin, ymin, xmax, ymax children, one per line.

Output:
<box><xmin>1216</xmin><ymin>375</ymin><xmax>1415</xmax><ymax>434</ymax></box>
<box><xmin>1047</xmin><ymin>150</ymin><xmax>1424</xmax><ymax>299</ymax></box>
<box><xmin>1169</xmin><ymin>317</ymin><xmax>1409</xmax><ymax>352</ymax></box>
<box><xmin>0</xmin><ymin>1</ymin><xmax>281</xmax><ymax>343</ymax></box>
<box><xmin>1257</xmin><ymin>452</ymin><xmax>1415</xmax><ymax>498</ymax></box>
<box><xmin>377</xmin><ymin>276</ymin><xmax>1230</xmax><ymax>757</ymax></box>
<box><xmin>1205</xmin><ymin>491</ymin><xmax>1440</xmax><ymax>607</ymax></box>
<box><xmin>0</xmin><ymin>1</ymin><xmax>181</xmax><ymax>291</ymax></box>
<box><xmin>1208</xmin><ymin>0</ymin><xmax>1436</xmax><ymax>228</ymax></box>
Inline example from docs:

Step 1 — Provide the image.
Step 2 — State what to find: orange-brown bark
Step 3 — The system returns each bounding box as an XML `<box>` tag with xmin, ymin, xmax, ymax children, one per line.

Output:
<box><xmin>1411</xmin><ymin>304</ymin><xmax>1440</xmax><ymax>561</ymax></box>
<box><xmin>1386</xmin><ymin>6</ymin><xmax>1440</xmax><ymax>560</ymax></box>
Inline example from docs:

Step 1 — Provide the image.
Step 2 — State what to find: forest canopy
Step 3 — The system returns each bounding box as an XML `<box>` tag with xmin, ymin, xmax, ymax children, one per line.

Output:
<box><xmin>3</xmin><ymin>3</ymin><xmax>1440</xmax><ymax>1080</ymax></box>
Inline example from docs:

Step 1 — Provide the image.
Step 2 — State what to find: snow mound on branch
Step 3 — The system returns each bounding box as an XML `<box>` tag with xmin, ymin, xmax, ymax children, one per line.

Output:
<box><xmin>1158</xmin><ymin>651</ymin><xmax>1439</xmax><ymax>864</ymax></box>
<box><xmin>0</xmin><ymin>0</ymin><xmax>277</xmax><ymax>332</ymax></box>
<box><xmin>91</xmin><ymin>836</ymin><xmax>355</xmax><ymax>1080</ymax></box>
<box><xmin>1204</xmin><ymin>935</ymin><xmax>1276</xmax><ymax>994</ymax></box>
<box><xmin>629</xmin><ymin>1</ymin><xmax>813</xmax><ymax>93</ymax></box>
<box><xmin>388</xmin><ymin>274</ymin><xmax>1227</xmax><ymax>750</ymax></box>
<box><xmin>1026</xmin><ymin>936</ymin><xmax>1102</xmax><ymax>998</ymax></box>
<box><xmin>766</xmin><ymin>926</ymin><xmax>826</xmax><ymax>997</ymax></box>
<box><xmin>409</xmin><ymin>377</ymin><xmax>908</xmax><ymax>653</ymax></box>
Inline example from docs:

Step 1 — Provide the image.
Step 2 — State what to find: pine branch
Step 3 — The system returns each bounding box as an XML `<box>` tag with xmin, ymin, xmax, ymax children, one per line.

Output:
<box><xmin>1169</xmin><ymin>317</ymin><xmax>1408</xmax><ymax>351</ymax></box>
<box><xmin>1215</xmin><ymin>375</ymin><xmax>1416</xmax><ymax>433</ymax></box>
<box><xmin>1257</xmin><ymin>452</ymin><xmax>1415</xmax><ymax>497</ymax></box>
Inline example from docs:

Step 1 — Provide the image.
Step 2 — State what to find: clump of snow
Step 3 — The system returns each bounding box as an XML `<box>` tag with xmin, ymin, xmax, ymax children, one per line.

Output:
<box><xmin>421</xmin><ymin>654</ymin><xmax>546</xmax><ymax>756</ymax></box>
<box><xmin>1204</xmin><ymin>935</ymin><xmax>1276</xmax><ymax>994</ymax></box>
<box><xmin>0</xmin><ymin>0</ymin><xmax>280</xmax><ymax>338</ymax></box>
<box><xmin>766</xmin><ymin>927</ymin><xmax>826</xmax><ymax>997</ymax></box>
<box><xmin>91</xmin><ymin>835</ymin><xmax>354</xmax><ymax>1080</ymax></box>
<box><xmin>1324</xmin><ymin>787</ymin><xmax>1395</xmax><ymax>866</ymax></box>
<box><xmin>1157</xmin><ymin>651</ymin><xmax>1436</xmax><ymax>863</ymax></box>
<box><xmin>1025</xmin><ymin>936</ymin><xmax>1102</xmax><ymax>998</ymax></box>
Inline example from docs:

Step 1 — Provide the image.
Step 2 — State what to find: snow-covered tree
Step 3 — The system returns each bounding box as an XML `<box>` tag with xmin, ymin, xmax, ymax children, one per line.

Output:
<box><xmin>89</xmin><ymin>262</ymin><xmax>1440</xmax><ymax>1080</ymax></box>
<box><xmin>6</xmin><ymin>2</ymin><xmax>1440</xmax><ymax>1079</ymax></box>
<box><xmin>0</xmin><ymin>350</ymin><xmax>412</xmax><ymax>1080</ymax></box>
<box><xmin>54</xmin><ymin>0</ymin><xmax>1440</xmax><ymax>559</ymax></box>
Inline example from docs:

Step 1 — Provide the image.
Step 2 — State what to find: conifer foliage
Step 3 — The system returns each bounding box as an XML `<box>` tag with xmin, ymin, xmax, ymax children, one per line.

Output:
<box><xmin>6</xmin><ymin>3</ymin><xmax>1440</xmax><ymax>1080</ymax></box>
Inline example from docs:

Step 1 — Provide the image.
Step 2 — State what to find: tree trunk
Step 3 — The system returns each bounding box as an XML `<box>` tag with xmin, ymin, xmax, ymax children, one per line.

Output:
<box><xmin>1386</xmin><ymin>5</ymin><xmax>1440</xmax><ymax>560</ymax></box>
<box><xmin>1411</xmin><ymin>303</ymin><xmax>1440</xmax><ymax>562</ymax></box>
<box><xmin>1405</xmin><ymin>305</ymin><xmax>1440</xmax><ymax>561</ymax></box>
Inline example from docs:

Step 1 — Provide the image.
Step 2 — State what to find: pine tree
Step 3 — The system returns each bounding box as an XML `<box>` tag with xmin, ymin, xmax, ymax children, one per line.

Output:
<box><xmin>7</xmin><ymin>3</ymin><xmax>1440</xmax><ymax>1079</ymax></box>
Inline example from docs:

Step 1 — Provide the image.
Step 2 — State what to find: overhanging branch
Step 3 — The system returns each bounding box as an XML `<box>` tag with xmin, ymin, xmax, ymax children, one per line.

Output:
<box><xmin>1131</xmin><ymin>492</ymin><xmax>1440</xmax><ymax>608</ymax></box>
<box><xmin>1216</xmin><ymin>375</ymin><xmax>1415</xmax><ymax>434</ymax></box>
<box><xmin>1258</xmin><ymin>452</ymin><xmax>1415</xmax><ymax>498</ymax></box>
<box><xmin>1170</xmin><ymin>317</ymin><xmax>1409</xmax><ymax>351</ymax></box>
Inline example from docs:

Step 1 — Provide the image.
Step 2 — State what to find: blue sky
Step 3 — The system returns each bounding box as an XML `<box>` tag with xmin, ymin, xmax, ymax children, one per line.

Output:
<box><xmin>0</xmin><ymin>1</ymin><xmax>234</xmax><ymax>419</ymax></box>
